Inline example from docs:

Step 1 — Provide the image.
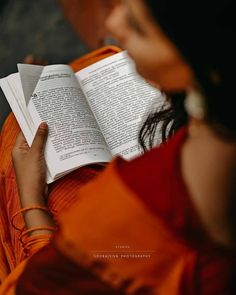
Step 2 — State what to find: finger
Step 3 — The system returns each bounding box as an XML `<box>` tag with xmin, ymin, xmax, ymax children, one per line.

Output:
<box><xmin>23</xmin><ymin>54</ymin><xmax>34</xmax><ymax>64</ymax></box>
<box><xmin>14</xmin><ymin>132</ymin><xmax>27</xmax><ymax>148</ymax></box>
<box><xmin>31</xmin><ymin>122</ymin><xmax>48</xmax><ymax>153</ymax></box>
<box><xmin>19</xmin><ymin>142</ymin><xmax>30</xmax><ymax>150</ymax></box>
<box><xmin>23</xmin><ymin>54</ymin><xmax>48</xmax><ymax>66</ymax></box>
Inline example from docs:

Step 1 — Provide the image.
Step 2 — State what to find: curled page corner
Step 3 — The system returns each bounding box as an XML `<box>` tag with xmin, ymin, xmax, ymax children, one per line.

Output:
<box><xmin>17</xmin><ymin>63</ymin><xmax>44</xmax><ymax>106</ymax></box>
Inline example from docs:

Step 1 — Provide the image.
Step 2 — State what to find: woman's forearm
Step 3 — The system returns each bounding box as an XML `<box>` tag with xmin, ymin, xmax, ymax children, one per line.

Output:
<box><xmin>21</xmin><ymin>197</ymin><xmax>56</xmax><ymax>236</ymax></box>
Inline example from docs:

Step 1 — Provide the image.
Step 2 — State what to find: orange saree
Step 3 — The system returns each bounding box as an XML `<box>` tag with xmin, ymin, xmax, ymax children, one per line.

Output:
<box><xmin>0</xmin><ymin>45</ymin><xmax>122</xmax><ymax>291</ymax></box>
<box><xmin>1</xmin><ymin>123</ymin><xmax>234</xmax><ymax>294</ymax></box>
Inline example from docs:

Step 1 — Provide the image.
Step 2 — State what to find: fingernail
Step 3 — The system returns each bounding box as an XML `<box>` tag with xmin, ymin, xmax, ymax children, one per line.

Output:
<box><xmin>39</xmin><ymin>122</ymin><xmax>48</xmax><ymax>130</ymax></box>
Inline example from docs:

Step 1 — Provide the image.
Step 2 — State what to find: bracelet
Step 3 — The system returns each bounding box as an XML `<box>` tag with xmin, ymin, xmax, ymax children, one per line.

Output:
<box><xmin>11</xmin><ymin>205</ymin><xmax>54</xmax><ymax>231</ymax></box>
<box><xmin>21</xmin><ymin>234</ymin><xmax>54</xmax><ymax>257</ymax></box>
<box><xmin>23</xmin><ymin>236</ymin><xmax>52</xmax><ymax>248</ymax></box>
<box><xmin>19</xmin><ymin>226</ymin><xmax>58</xmax><ymax>244</ymax></box>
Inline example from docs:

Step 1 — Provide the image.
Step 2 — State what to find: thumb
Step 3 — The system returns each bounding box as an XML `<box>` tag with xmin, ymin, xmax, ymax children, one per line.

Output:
<box><xmin>31</xmin><ymin>122</ymin><xmax>48</xmax><ymax>153</ymax></box>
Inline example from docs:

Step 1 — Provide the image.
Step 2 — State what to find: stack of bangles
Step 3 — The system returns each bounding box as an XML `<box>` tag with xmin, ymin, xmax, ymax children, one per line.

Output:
<box><xmin>11</xmin><ymin>205</ymin><xmax>58</xmax><ymax>257</ymax></box>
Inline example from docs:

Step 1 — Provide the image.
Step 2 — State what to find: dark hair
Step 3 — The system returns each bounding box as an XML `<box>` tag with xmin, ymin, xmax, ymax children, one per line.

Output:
<box><xmin>139</xmin><ymin>92</ymin><xmax>188</xmax><ymax>151</ymax></box>
<box><xmin>144</xmin><ymin>0</ymin><xmax>236</xmax><ymax>138</ymax></box>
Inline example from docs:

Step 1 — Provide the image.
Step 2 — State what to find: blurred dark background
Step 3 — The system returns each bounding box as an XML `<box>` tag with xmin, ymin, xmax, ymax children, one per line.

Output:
<box><xmin>0</xmin><ymin>0</ymin><xmax>89</xmax><ymax>128</ymax></box>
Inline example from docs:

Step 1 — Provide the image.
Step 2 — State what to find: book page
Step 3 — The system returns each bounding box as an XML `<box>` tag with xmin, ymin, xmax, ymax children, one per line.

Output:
<box><xmin>27</xmin><ymin>64</ymin><xmax>111</xmax><ymax>178</ymax></box>
<box><xmin>17</xmin><ymin>63</ymin><xmax>44</xmax><ymax>105</ymax></box>
<box><xmin>77</xmin><ymin>51</ymin><xmax>164</xmax><ymax>160</ymax></box>
<box><xmin>0</xmin><ymin>73</ymin><xmax>34</xmax><ymax>143</ymax></box>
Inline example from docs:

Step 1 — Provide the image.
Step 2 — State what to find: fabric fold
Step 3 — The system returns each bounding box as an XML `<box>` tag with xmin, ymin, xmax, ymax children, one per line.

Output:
<box><xmin>55</xmin><ymin>160</ymin><xmax>197</xmax><ymax>294</ymax></box>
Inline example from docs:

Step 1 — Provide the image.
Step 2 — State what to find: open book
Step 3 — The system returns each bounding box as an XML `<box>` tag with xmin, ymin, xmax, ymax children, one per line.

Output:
<box><xmin>0</xmin><ymin>51</ymin><xmax>164</xmax><ymax>183</ymax></box>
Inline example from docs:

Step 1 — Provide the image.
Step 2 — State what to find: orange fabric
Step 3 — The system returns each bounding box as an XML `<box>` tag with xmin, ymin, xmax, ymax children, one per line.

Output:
<box><xmin>0</xmin><ymin>46</ymin><xmax>121</xmax><ymax>291</ymax></box>
<box><xmin>0</xmin><ymin>243</ymin><xmax>8</xmax><ymax>285</ymax></box>
<box><xmin>55</xmin><ymin>160</ymin><xmax>198</xmax><ymax>294</ymax></box>
<box><xmin>0</xmin><ymin>260</ymin><xmax>28</xmax><ymax>295</ymax></box>
<box><xmin>70</xmin><ymin>45</ymin><xmax>122</xmax><ymax>71</ymax></box>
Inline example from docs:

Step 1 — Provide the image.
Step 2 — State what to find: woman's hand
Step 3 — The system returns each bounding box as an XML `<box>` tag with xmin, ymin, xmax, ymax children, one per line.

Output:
<box><xmin>12</xmin><ymin>123</ymin><xmax>48</xmax><ymax>207</ymax></box>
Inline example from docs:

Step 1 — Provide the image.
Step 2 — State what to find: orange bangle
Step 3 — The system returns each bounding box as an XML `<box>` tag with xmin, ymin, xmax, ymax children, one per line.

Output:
<box><xmin>19</xmin><ymin>226</ymin><xmax>57</xmax><ymax>244</ymax></box>
<box><xmin>23</xmin><ymin>239</ymin><xmax>53</xmax><ymax>257</ymax></box>
<box><xmin>23</xmin><ymin>236</ymin><xmax>52</xmax><ymax>248</ymax></box>
<box><xmin>11</xmin><ymin>205</ymin><xmax>54</xmax><ymax>231</ymax></box>
<box><xmin>21</xmin><ymin>234</ymin><xmax>54</xmax><ymax>257</ymax></box>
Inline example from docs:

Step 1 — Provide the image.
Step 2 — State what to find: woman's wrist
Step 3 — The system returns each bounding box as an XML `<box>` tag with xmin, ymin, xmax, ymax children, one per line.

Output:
<box><xmin>19</xmin><ymin>194</ymin><xmax>56</xmax><ymax>235</ymax></box>
<box><xmin>23</xmin><ymin>208</ymin><xmax>56</xmax><ymax>236</ymax></box>
<box><xmin>19</xmin><ymin>191</ymin><xmax>47</xmax><ymax>208</ymax></box>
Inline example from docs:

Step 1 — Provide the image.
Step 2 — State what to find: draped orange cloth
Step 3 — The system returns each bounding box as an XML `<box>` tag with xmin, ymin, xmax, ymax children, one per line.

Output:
<box><xmin>55</xmin><ymin>159</ymin><xmax>199</xmax><ymax>294</ymax></box>
<box><xmin>0</xmin><ymin>46</ymin><xmax>122</xmax><ymax>291</ymax></box>
<box><xmin>12</xmin><ymin>159</ymin><xmax>198</xmax><ymax>295</ymax></box>
<box><xmin>12</xmin><ymin>127</ymin><xmax>234</xmax><ymax>295</ymax></box>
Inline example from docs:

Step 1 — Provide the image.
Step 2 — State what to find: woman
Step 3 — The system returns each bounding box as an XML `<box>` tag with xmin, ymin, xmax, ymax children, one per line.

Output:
<box><xmin>0</xmin><ymin>0</ymin><xmax>235</xmax><ymax>294</ymax></box>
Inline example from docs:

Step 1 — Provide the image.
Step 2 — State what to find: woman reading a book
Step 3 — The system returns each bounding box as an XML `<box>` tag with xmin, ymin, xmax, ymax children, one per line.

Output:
<box><xmin>0</xmin><ymin>0</ymin><xmax>235</xmax><ymax>294</ymax></box>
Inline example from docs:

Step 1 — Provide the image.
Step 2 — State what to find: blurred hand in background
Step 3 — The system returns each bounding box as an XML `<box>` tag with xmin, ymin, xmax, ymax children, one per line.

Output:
<box><xmin>58</xmin><ymin>0</ymin><xmax>120</xmax><ymax>49</ymax></box>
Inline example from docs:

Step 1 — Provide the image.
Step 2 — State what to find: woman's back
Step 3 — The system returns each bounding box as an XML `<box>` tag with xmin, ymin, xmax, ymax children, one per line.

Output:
<box><xmin>181</xmin><ymin>121</ymin><xmax>236</xmax><ymax>246</ymax></box>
